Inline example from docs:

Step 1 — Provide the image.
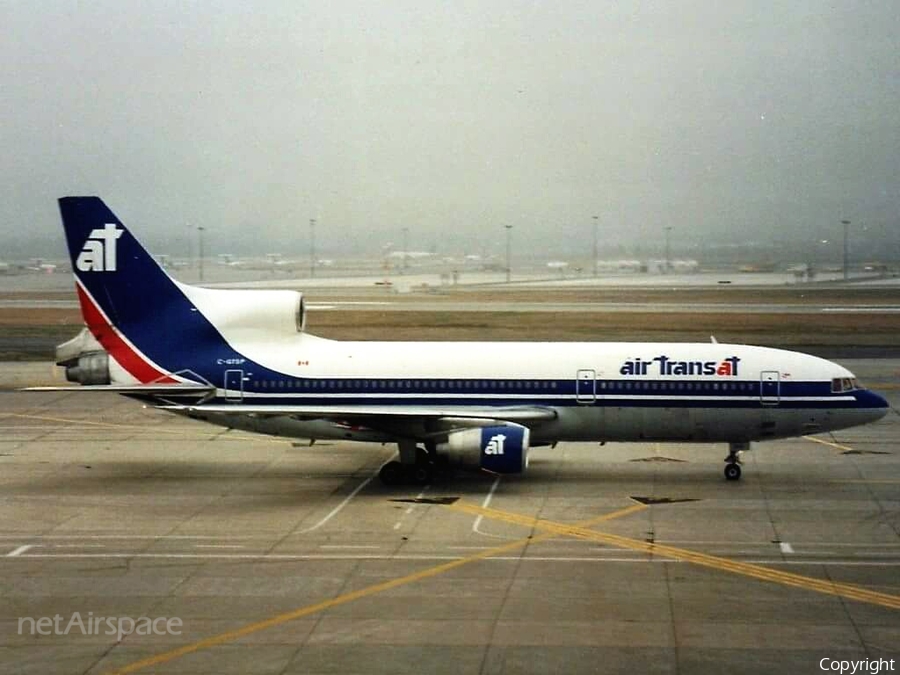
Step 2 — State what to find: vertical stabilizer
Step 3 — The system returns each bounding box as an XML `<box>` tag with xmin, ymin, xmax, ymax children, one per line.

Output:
<box><xmin>58</xmin><ymin>197</ymin><xmax>229</xmax><ymax>382</ymax></box>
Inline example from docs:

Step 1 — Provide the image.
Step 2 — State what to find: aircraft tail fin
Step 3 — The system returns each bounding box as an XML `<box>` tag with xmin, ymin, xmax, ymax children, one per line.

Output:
<box><xmin>58</xmin><ymin>197</ymin><xmax>228</xmax><ymax>383</ymax></box>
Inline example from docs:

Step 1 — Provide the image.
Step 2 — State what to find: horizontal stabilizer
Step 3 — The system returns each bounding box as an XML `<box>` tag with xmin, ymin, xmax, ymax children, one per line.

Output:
<box><xmin>23</xmin><ymin>384</ymin><xmax>215</xmax><ymax>395</ymax></box>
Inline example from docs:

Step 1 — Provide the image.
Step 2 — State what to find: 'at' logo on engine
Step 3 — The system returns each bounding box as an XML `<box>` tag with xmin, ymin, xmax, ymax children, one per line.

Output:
<box><xmin>76</xmin><ymin>223</ymin><xmax>123</xmax><ymax>272</ymax></box>
<box><xmin>484</xmin><ymin>434</ymin><xmax>507</xmax><ymax>455</ymax></box>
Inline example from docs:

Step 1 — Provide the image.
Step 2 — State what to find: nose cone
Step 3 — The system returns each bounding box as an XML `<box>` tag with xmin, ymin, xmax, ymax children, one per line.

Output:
<box><xmin>857</xmin><ymin>389</ymin><xmax>890</xmax><ymax>423</ymax></box>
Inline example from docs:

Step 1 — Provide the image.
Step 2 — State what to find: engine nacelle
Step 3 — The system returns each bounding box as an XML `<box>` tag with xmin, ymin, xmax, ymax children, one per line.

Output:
<box><xmin>175</xmin><ymin>283</ymin><xmax>307</xmax><ymax>336</ymax></box>
<box><xmin>437</xmin><ymin>424</ymin><xmax>530</xmax><ymax>474</ymax></box>
<box><xmin>64</xmin><ymin>351</ymin><xmax>111</xmax><ymax>385</ymax></box>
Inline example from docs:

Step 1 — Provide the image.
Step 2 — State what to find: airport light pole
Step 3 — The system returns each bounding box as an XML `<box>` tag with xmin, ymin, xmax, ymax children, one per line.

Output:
<box><xmin>186</xmin><ymin>223</ymin><xmax>192</xmax><ymax>271</ymax></box>
<box><xmin>402</xmin><ymin>227</ymin><xmax>409</xmax><ymax>274</ymax></box>
<box><xmin>197</xmin><ymin>226</ymin><xmax>205</xmax><ymax>283</ymax></box>
<box><xmin>664</xmin><ymin>226</ymin><xmax>672</xmax><ymax>274</ymax></box>
<box><xmin>841</xmin><ymin>219</ymin><xmax>850</xmax><ymax>281</ymax></box>
<box><xmin>505</xmin><ymin>225</ymin><xmax>513</xmax><ymax>283</ymax></box>
<box><xmin>592</xmin><ymin>215</ymin><xmax>598</xmax><ymax>277</ymax></box>
<box><xmin>309</xmin><ymin>218</ymin><xmax>316</xmax><ymax>278</ymax></box>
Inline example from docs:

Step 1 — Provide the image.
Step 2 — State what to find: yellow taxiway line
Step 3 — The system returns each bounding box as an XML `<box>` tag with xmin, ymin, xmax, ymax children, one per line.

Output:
<box><xmin>802</xmin><ymin>435</ymin><xmax>854</xmax><ymax>452</ymax></box>
<box><xmin>450</xmin><ymin>501</ymin><xmax>900</xmax><ymax>611</ymax></box>
<box><xmin>105</xmin><ymin>501</ymin><xmax>647</xmax><ymax>674</ymax></box>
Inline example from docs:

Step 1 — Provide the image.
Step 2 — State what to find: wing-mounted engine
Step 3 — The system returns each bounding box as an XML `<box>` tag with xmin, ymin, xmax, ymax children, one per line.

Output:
<box><xmin>437</xmin><ymin>423</ymin><xmax>530</xmax><ymax>474</ymax></box>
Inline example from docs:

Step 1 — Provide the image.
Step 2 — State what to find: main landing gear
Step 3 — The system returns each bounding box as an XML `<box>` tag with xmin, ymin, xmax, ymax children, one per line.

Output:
<box><xmin>379</xmin><ymin>442</ymin><xmax>437</xmax><ymax>486</ymax></box>
<box><xmin>724</xmin><ymin>442</ymin><xmax>749</xmax><ymax>481</ymax></box>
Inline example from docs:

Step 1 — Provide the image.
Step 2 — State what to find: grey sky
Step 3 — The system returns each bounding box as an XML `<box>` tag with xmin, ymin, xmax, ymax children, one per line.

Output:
<box><xmin>2</xmin><ymin>1</ymin><xmax>899</xmax><ymax>259</ymax></box>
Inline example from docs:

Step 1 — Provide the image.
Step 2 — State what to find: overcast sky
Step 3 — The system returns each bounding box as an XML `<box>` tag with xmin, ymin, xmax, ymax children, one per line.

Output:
<box><xmin>1</xmin><ymin>1</ymin><xmax>898</xmax><ymax>259</ymax></box>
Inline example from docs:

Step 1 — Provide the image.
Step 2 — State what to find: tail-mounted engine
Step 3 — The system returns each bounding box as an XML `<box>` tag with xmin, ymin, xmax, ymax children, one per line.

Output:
<box><xmin>437</xmin><ymin>423</ymin><xmax>530</xmax><ymax>474</ymax></box>
<box><xmin>64</xmin><ymin>351</ymin><xmax>110</xmax><ymax>385</ymax></box>
<box><xmin>55</xmin><ymin>327</ymin><xmax>110</xmax><ymax>385</ymax></box>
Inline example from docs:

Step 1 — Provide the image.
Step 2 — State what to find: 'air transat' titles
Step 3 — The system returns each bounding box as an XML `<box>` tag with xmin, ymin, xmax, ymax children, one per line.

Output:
<box><xmin>620</xmin><ymin>356</ymin><xmax>741</xmax><ymax>377</ymax></box>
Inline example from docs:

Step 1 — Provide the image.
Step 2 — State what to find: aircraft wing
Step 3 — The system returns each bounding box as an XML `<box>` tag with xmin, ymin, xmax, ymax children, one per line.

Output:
<box><xmin>157</xmin><ymin>403</ymin><xmax>557</xmax><ymax>428</ymax></box>
<box><xmin>157</xmin><ymin>403</ymin><xmax>556</xmax><ymax>421</ymax></box>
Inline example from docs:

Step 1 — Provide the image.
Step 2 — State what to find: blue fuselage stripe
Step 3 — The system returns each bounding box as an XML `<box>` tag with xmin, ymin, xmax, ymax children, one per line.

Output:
<box><xmin>212</xmin><ymin>376</ymin><xmax>874</xmax><ymax>410</ymax></box>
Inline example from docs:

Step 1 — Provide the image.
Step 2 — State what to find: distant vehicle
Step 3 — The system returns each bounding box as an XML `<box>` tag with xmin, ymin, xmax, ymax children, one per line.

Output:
<box><xmin>34</xmin><ymin>197</ymin><xmax>889</xmax><ymax>486</ymax></box>
<box><xmin>739</xmin><ymin>263</ymin><xmax>777</xmax><ymax>273</ymax></box>
<box><xmin>595</xmin><ymin>259</ymin><xmax>643</xmax><ymax>273</ymax></box>
<box><xmin>388</xmin><ymin>251</ymin><xmax>433</xmax><ymax>260</ymax></box>
<box><xmin>646</xmin><ymin>259</ymin><xmax>699</xmax><ymax>274</ymax></box>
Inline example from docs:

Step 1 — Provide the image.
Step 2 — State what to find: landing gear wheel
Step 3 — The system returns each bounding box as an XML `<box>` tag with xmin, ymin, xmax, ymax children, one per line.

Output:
<box><xmin>379</xmin><ymin>461</ymin><xmax>404</xmax><ymax>486</ymax></box>
<box><xmin>724</xmin><ymin>463</ymin><xmax>742</xmax><ymax>481</ymax></box>
<box><xmin>410</xmin><ymin>462</ymin><xmax>433</xmax><ymax>485</ymax></box>
<box><xmin>411</xmin><ymin>446</ymin><xmax>434</xmax><ymax>485</ymax></box>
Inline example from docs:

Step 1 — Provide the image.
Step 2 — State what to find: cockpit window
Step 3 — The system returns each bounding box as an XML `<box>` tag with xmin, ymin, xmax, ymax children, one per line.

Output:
<box><xmin>831</xmin><ymin>377</ymin><xmax>859</xmax><ymax>393</ymax></box>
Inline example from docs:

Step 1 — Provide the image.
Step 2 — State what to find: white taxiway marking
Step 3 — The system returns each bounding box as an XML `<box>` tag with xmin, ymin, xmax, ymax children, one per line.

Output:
<box><xmin>780</xmin><ymin>542</ymin><xmax>795</xmax><ymax>554</ymax></box>
<box><xmin>3</xmin><ymin>552</ymin><xmax>899</xmax><ymax>566</ymax></box>
<box><xmin>821</xmin><ymin>307</ymin><xmax>900</xmax><ymax>313</ymax></box>
<box><xmin>473</xmin><ymin>476</ymin><xmax>504</xmax><ymax>537</ymax></box>
<box><xmin>307</xmin><ymin>302</ymin><xmax>393</xmax><ymax>310</ymax></box>
<box><xmin>298</xmin><ymin>469</ymin><xmax>379</xmax><ymax>533</ymax></box>
<box><xmin>393</xmin><ymin>486</ymin><xmax>429</xmax><ymax>530</ymax></box>
<box><xmin>6</xmin><ymin>545</ymin><xmax>34</xmax><ymax>557</ymax></box>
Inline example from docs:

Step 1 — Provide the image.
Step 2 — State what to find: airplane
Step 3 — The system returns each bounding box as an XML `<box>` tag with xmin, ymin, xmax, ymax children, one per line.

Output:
<box><xmin>30</xmin><ymin>197</ymin><xmax>889</xmax><ymax>486</ymax></box>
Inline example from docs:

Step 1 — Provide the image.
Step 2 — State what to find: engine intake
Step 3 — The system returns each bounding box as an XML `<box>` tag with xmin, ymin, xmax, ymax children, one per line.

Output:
<box><xmin>437</xmin><ymin>423</ymin><xmax>530</xmax><ymax>474</ymax></box>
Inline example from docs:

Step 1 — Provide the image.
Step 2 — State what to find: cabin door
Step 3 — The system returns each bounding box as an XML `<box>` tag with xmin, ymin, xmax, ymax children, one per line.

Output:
<box><xmin>575</xmin><ymin>369</ymin><xmax>596</xmax><ymax>404</ymax></box>
<box><xmin>224</xmin><ymin>369</ymin><xmax>244</xmax><ymax>402</ymax></box>
<box><xmin>760</xmin><ymin>371</ymin><xmax>780</xmax><ymax>405</ymax></box>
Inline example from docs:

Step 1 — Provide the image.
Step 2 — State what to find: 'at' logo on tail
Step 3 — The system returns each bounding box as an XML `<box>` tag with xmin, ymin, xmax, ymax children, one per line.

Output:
<box><xmin>76</xmin><ymin>224</ymin><xmax>123</xmax><ymax>272</ymax></box>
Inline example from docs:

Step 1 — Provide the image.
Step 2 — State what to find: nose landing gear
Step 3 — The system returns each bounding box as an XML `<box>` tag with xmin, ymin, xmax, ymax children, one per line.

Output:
<box><xmin>724</xmin><ymin>442</ymin><xmax>749</xmax><ymax>481</ymax></box>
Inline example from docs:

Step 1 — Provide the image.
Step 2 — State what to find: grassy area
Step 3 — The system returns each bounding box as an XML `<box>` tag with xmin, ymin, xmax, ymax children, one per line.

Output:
<box><xmin>4</xmin><ymin>304</ymin><xmax>898</xmax><ymax>361</ymax></box>
<box><xmin>308</xmin><ymin>309</ymin><xmax>900</xmax><ymax>346</ymax></box>
<box><xmin>445</xmin><ymin>285</ymin><xmax>900</xmax><ymax>306</ymax></box>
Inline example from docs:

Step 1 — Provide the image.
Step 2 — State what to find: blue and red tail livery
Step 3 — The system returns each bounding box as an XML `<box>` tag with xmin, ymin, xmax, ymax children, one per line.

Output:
<box><xmin>59</xmin><ymin>197</ymin><xmax>234</xmax><ymax>384</ymax></box>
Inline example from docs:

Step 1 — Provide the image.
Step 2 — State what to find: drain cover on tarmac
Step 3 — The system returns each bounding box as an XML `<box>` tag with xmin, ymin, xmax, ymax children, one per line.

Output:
<box><xmin>631</xmin><ymin>496</ymin><xmax>700</xmax><ymax>505</ymax></box>
<box><xmin>389</xmin><ymin>497</ymin><xmax>460</xmax><ymax>505</ymax></box>
<box><xmin>841</xmin><ymin>449</ymin><xmax>891</xmax><ymax>455</ymax></box>
<box><xmin>629</xmin><ymin>456</ymin><xmax>687</xmax><ymax>463</ymax></box>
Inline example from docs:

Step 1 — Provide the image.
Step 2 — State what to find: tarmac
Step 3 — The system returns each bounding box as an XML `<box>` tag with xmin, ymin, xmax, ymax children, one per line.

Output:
<box><xmin>0</xmin><ymin>360</ymin><xmax>897</xmax><ymax>674</ymax></box>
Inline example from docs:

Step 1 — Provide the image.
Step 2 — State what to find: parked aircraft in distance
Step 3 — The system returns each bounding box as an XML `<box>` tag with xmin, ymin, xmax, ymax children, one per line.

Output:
<box><xmin>30</xmin><ymin>197</ymin><xmax>889</xmax><ymax>485</ymax></box>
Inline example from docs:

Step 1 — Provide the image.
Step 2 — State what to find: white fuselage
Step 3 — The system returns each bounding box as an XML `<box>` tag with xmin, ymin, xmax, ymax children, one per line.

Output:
<box><xmin>185</xmin><ymin>336</ymin><xmax>881</xmax><ymax>446</ymax></box>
